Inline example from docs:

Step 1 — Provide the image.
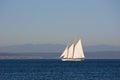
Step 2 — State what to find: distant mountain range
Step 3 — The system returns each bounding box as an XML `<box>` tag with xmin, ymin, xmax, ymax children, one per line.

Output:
<box><xmin>84</xmin><ymin>45</ymin><xmax>120</xmax><ymax>52</ymax></box>
<box><xmin>0</xmin><ymin>44</ymin><xmax>65</xmax><ymax>53</ymax></box>
<box><xmin>0</xmin><ymin>44</ymin><xmax>120</xmax><ymax>59</ymax></box>
<box><xmin>0</xmin><ymin>44</ymin><xmax>120</xmax><ymax>53</ymax></box>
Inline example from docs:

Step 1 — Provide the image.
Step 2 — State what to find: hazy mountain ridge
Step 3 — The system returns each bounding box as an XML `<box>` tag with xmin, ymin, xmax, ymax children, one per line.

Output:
<box><xmin>0</xmin><ymin>44</ymin><xmax>120</xmax><ymax>59</ymax></box>
<box><xmin>0</xmin><ymin>44</ymin><xmax>65</xmax><ymax>53</ymax></box>
<box><xmin>0</xmin><ymin>44</ymin><xmax>120</xmax><ymax>53</ymax></box>
<box><xmin>84</xmin><ymin>45</ymin><xmax>120</xmax><ymax>52</ymax></box>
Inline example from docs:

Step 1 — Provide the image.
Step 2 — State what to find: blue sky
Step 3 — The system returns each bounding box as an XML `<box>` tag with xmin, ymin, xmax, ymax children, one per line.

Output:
<box><xmin>0</xmin><ymin>0</ymin><xmax>120</xmax><ymax>46</ymax></box>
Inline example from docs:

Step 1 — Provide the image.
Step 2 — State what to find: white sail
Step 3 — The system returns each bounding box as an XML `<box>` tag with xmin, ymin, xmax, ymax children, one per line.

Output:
<box><xmin>73</xmin><ymin>40</ymin><xmax>85</xmax><ymax>58</ymax></box>
<box><xmin>60</xmin><ymin>39</ymin><xmax>85</xmax><ymax>61</ymax></box>
<box><xmin>68</xmin><ymin>44</ymin><xmax>74</xmax><ymax>58</ymax></box>
<box><xmin>60</xmin><ymin>46</ymin><xmax>68</xmax><ymax>58</ymax></box>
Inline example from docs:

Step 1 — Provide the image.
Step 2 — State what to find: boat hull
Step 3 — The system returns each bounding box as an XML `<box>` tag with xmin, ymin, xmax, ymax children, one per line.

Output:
<box><xmin>61</xmin><ymin>58</ymin><xmax>84</xmax><ymax>61</ymax></box>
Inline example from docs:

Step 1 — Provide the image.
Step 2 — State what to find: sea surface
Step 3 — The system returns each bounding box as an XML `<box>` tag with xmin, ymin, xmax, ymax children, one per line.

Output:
<box><xmin>0</xmin><ymin>59</ymin><xmax>120</xmax><ymax>80</ymax></box>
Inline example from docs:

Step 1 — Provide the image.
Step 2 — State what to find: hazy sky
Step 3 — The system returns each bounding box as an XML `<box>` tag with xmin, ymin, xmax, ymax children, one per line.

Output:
<box><xmin>0</xmin><ymin>0</ymin><xmax>120</xmax><ymax>46</ymax></box>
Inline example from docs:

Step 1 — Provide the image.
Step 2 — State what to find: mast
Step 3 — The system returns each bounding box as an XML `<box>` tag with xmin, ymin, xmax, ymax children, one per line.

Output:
<box><xmin>72</xmin><ymin>43</ymin><xmax>75</xmax><ymax>58</ymax></box>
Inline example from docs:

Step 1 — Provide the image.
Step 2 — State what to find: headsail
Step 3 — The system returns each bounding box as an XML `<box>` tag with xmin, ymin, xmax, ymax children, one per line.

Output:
<box><xmin>60</xmin><ymin>46</ymin><xmax>68</xmax><ymax>58</ymax></box>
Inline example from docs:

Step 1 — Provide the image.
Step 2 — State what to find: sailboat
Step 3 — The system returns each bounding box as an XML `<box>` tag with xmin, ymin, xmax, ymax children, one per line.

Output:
<box><xmin>60</xmin><ymin>39</ymin><xmax>85</xmax><ymax>61</ymax></box>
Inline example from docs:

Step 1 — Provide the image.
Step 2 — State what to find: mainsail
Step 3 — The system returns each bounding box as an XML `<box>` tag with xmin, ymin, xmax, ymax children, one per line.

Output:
<box><xmin>73</xmin><ymin>40</ymin><xmax>85</xmax><ymax>58</ymax></box>
<box><xmin>60</xmin><ymin>39</ymin><xmax>85</xmax><ymax>61</ymax></box>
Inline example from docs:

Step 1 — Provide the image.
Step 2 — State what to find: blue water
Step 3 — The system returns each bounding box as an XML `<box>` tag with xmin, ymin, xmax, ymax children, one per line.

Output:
<box><xmin>0</xmin><ymin>59</ymin><xmax>120</xmax><ymax>80</ymax></box>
